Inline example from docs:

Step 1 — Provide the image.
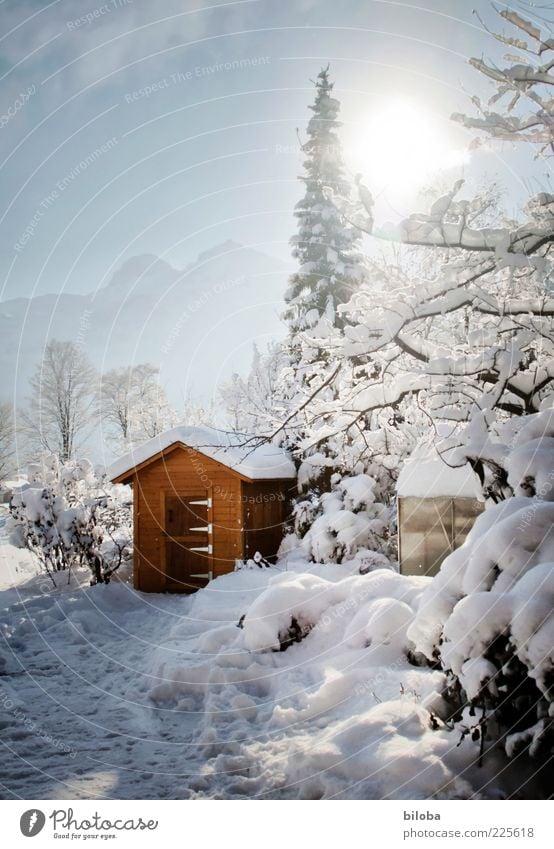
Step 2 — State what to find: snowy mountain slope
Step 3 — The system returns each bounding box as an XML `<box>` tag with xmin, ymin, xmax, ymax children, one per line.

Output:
<box><xmin>0</xmin><ymin>242</ymin><xmax>291</xmax><ymax>411</ymax></box>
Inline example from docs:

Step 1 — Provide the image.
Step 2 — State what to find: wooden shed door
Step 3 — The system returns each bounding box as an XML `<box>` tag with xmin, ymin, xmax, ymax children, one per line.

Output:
<box><xmin>164</xmin><ymin>494</ymin><xmax>212</xmax><ymax>592</ymax></box>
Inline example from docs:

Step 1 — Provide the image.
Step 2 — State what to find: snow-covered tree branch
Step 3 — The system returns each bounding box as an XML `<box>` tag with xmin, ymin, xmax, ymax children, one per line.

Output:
<box><xmin>288</xmin><ymin>9</ymin><xmax>554</xmax><ymax>484</ymax></box>
<box><xmin>452</xmin><ymin>9</ymin><xmax>554</xmax><ymax>157</ymax></box>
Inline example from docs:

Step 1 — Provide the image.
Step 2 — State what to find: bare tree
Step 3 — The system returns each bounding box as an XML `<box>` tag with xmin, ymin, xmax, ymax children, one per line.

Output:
<box><xmin>0</xmin><ymin>401</ymin><xmax>15</xmax><ymax>479</ymax></box>
<box><xmin>99</xmin><ymin>367</ymin><xmax>134</xmax><ymax>445</ymax></box>
<box><xmin>99</xmin><ymin>363</ymin><xmax>175</xmax><ymax>449</ymax></box>
<box><xmin>181</xmin><ymin>390</ymin><xmax>215</xmax><ymax>428</ymax></box>
<box><xmin>24</xmin><ymin>340</ymin><xmax>97</xmax><ymax>463</ymax></box>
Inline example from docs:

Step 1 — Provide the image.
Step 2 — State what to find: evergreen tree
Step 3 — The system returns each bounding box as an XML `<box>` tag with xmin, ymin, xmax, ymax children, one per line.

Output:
<box><xmin>284</xmin><ymin>66</ymin><xmax>363</xmax><ymax>333</ymax></box>
<box><xmin>276</xmin><ymin>66</ymin><xmax>366</xmax><ymax>456</ymax></box>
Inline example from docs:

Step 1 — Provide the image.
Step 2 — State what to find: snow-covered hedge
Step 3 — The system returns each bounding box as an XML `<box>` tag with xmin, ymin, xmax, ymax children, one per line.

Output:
<box><xmin>7</xmin><ymin>456</ymin><xmax>132</xmax><ymax>587</ymax></box>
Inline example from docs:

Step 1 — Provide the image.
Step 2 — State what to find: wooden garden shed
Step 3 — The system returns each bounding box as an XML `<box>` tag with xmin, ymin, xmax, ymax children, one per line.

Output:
<box><xmin>109</xmin><ymin>426</ymin><xmax>296</xmax><ymax>593</ymax></box>
<box><xmin>396</xmin><ymin>448</ymin><xmax>484</xmax><ymax>577</ymax></box>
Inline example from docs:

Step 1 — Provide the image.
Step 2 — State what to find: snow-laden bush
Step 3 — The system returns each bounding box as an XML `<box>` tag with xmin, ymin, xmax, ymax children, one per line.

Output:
<box><xmin>408</xmin><ymin>412</ymin><xmax>554</xmax><ymax>761</ymax></box>
<box><xmin>240</xmin><ymin>568</ymin><xmax>423</xmax><ymax>654</ymax></box>
<box><xmin>292</xmin><ymin>472</ymin><xmax>395</xmax><ymax>565</ymax></box>
<box><xmin>7</xmin><ymin>455</ymin><xmax>132</xmax><ymax>587</ymax></box>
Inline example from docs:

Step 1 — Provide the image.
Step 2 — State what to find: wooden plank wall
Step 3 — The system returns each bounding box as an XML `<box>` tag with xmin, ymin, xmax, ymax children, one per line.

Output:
<box><xmin>241</xmin><ymin>480</ymin><xmax>293</xmax><ymax>562</ymax></box>
<box><xmin>134</xmin><ymin>446</ymin><xmax>243</xmax><ymax>591</ymax></box>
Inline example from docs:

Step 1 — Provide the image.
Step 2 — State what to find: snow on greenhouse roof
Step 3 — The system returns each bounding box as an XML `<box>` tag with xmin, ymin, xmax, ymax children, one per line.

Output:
<box><xmin>108</xmin><ymin>425</ymin><xmax>296</xmax><ymax>483</ymax></box>
<box><xmin>396</xmin><ymin>456</ymin><xmax>482</xmax><ymax>499</ymax></box>
<box><xmin>396</xmin><ymin>437</ymin><xmax>483</xmax><ymax>500</ymax></box>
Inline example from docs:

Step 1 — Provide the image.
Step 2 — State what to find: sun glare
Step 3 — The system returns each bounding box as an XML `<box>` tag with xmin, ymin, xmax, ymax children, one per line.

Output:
<box><xmin>346</xmin><ymin>100</ymin><xmax>469</xmax><ymax>200</ymax></box>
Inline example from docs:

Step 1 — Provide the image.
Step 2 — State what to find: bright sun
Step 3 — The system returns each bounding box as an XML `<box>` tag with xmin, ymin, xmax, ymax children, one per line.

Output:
<box><xmin>346</xmin><ymin>100</ymin><xmax>468</xmax><ymax>200</ymax></box>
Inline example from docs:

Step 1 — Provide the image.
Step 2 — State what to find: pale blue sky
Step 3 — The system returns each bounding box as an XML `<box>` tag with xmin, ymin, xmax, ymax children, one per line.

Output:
<box><xmin>0</xmin><ymin>0</ymin><xmax>550</xmax><ymax>300</ymax></box>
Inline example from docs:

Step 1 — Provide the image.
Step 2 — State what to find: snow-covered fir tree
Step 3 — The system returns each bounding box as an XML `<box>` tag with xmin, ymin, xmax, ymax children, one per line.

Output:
<box><xmin>219</xmin><ymin>70</ymin><xmax>412</xmax><ymax>565</ymax></box>
<box><xmin>284</xmin><ymin>65</ymin><xmax>364</xmax><ymax>335</ymax></box>
<box><xmin>278</xmin><ymin>66</ymin><xmax>366</xmax><ymax>442</ymax></box>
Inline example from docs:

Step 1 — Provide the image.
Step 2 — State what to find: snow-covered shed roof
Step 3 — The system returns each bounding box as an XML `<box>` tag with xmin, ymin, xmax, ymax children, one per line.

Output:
<box><xmin>108</xmin><ymin>425</ymin><xmax>296</xmax><ymax>483</ymax></box>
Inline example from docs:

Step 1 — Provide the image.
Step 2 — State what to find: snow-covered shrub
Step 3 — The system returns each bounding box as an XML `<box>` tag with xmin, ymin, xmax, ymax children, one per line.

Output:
<box><xmin>408</xmin><ymin>413</ymin><xmax>554</xmax><ymax>761</ymax></box>
<box><xmin>353</xmin><ymin>549</ymin><xmax>394</xmax><ymax>575</ymax></box>
<box><xmin>285</xmin><ymin>407</ymin><xmax>424</xmax><ymax>567</ymax></box>
<box><xmin>343</xmin><ymin>597</ymin><xmax>414</xmax><ymax>653</ymax></box>
<box><xmin>295</xmin><ymin>473</ymin><xmax>395</xmax><ymax>565</ymax></box>
<box><xmin>240</xmin><ymin>568</ymin><xmax>423</xmax><ymax>654</ymax></box>
<box><xmin>7</xmin><ymin>455</ymin><xmax>132</xmax><ymax>587</ymax></box>
<box><xmin>446</xmin><ymin>407</ymin><xmax>554</xmax><ymax>504</ymax></box>
<box><xmin>241</xmin><ymin>572</ymin><xmax>335</xmax><ymax>651</ymax></box>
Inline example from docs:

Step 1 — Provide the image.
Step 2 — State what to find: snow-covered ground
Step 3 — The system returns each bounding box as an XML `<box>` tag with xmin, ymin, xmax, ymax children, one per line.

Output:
<box><xmin>0</xmin><ymin>506</ymin><xmax>543</xmax><ymax>800</ymax></box>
